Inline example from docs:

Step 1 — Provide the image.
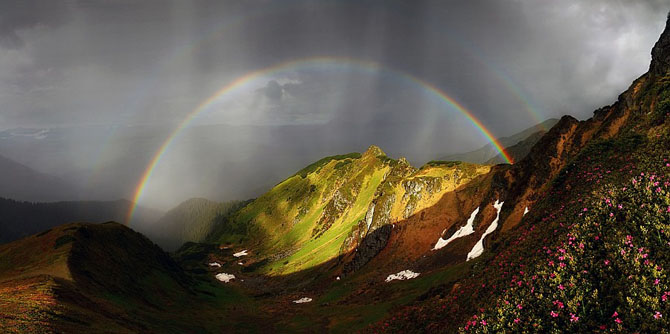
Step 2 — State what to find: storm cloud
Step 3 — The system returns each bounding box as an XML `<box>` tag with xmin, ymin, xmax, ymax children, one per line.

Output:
<box><xmin>1</xmin><ymin>0</ymin><xmax>668</xmax><ymax>209</ymax></box>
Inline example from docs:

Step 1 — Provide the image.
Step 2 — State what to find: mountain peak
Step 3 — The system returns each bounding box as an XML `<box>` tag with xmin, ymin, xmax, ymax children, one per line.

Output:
<box><xmin>650</xmin><ymin>12</ymin><xmax>670</xmax><ymax>76</ymax></box>
<box><xmin>363</xmin><ymin>145</ymin><xmax>385</xmax><ymax>158</ymax></box>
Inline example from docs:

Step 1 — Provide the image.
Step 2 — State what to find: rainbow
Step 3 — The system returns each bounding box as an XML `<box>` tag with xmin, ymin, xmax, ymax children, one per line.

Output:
<box><xmin>125</xmin><ymin>56</ymin><xmax>513</xmax><ymax>224</ymax></box>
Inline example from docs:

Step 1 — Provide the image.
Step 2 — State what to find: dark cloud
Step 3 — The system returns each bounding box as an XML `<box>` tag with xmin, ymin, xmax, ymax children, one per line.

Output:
<box><xmin>1</xmin><ymin>0</ymin><xmax>669</xmax><ymax>208</ymax></box>
<box><xmin>260</xmin><ymin>80</ymin><xmax>284</xmax><ymax>100</ymax></box>
<box><xmin>0</xmin><ymin>0</ymin><xmax>70</xmax><ymax>48</ymax></box>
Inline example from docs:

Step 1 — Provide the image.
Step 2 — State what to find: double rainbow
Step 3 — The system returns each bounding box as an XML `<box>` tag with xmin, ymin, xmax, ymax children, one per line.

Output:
<box><xmin>125</xmin><ymin>56</ymin><xmax>512</xmax><ymax>224</ymax></box>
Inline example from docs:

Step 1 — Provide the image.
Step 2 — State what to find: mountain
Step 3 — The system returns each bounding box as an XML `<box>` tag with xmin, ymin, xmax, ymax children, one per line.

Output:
<box><xmin>0</xmin><ymin>154</ymin><xmax>79</xmax><ymax>202</ymax></box>
<box><xmin>362</xmin><ymin>13</ymin><xmax>670</xmax><ymax>333</ymax></box>
<box><xmin>0</xmin><ymin>198</ymin><xmax>162</xmax><ymax>244</ymax></box>
<box><xmin>440</xmin><ymin>118</ymin><xmax>559</xmax><ymax>164</ymax></box>
<box><xmin>143</xmin><ymin>198</ymin><xmax>248</xmax><ymax>251</ymax></box>
<box><xmin>2</xmin><ymin>13</ymin><xmax>670</xmax><ymax>334</ymax></box>
<box><xmin>0</xmin><ymin>222</ymin><xmax>242</xmax><ymax>333</ymax></box>
<box><xmin>207</xmin><ymin>146</ymin><xmax>492</xmax><ymax>275</ymax></box>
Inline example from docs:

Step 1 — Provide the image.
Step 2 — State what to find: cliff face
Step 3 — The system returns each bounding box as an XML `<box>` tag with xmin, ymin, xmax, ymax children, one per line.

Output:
<box><xmin>651</xmin><ymin>13</ymin><xmax>670</xmax><ymax>76</ymax></box>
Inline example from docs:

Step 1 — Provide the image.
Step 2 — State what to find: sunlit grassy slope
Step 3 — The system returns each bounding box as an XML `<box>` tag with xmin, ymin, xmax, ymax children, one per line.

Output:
<box><xmin>209</xmin><ymin>145</ymin><xmax>490</xmax><ymax>275</ymax></box>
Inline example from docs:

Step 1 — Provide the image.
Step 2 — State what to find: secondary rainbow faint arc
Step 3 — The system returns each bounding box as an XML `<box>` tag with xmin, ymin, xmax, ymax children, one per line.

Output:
<box><xmin>125</xmin><ymin>56</ymin><xmax>513</xmax><ymax>225</ymax></box>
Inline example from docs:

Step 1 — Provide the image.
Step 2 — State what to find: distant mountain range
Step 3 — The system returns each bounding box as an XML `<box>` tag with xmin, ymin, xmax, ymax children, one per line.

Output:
<box><xmin>0</xmin><ymin>197</ymin><xmax>161</xmax><ymax>244</ymax></box>
<box><xmin>439</xmin><ymin>118</ymin><xmax>559</xmax><ymax>164</ymax></box>
<box><xmin>0</xmin><ymin>154</ymin><xmax>79</xmax><ymax>202</ymax></box>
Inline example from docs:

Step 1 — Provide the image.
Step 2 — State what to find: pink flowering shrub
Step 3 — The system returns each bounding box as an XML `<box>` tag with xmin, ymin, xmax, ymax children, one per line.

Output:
<box><xmin>366</xmin><ymin>126</ymin><xmax>670</xmax><ymax>333</ymax></box>
<box><xmin>467</xmin><ymin>171</ymin><xmax>670</xmax><ymax>332</ymax></box>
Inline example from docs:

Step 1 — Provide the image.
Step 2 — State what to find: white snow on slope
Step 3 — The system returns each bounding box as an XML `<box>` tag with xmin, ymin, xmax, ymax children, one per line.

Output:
<box><xmin>215</xmin><ymin>273</ymin><xmax>236</xmax><ymax>283</ymax></box>
<box><xmin>365</xmin><ymin>204</ymin><xmax>375</xmax><ymax>229</ymax></box>
<box><xmin>467</xmin><ymin>200</ymin><xmax>504</xmax><ymax>261</ymax></box>
<box><xmin>208</xmin><ymin>262</ymin><xmax>221</xmax><ymax>267</ymax></box>
<box><xmin>524</xmin><ymin>206</ymin><xmax>529</xmax><ymax>216</ymax></box>
<box><xmin>233</xmin><ymin>250</ymin><xmax>248</xmax><ymax>257</ymax></box>
<box><xmin>293</xmin><ymin>297</ymin><xmax>313</xmax><ymax>303</ymax></box>
<box><xmin>385</xmin><ymin>270</ymin><xmax>420</xmax><ymax>282</ymax></box>
<box><xmin>433</xmin><ymin>207</ymin><xmax>480</xmax><ymax>251</ymax></box>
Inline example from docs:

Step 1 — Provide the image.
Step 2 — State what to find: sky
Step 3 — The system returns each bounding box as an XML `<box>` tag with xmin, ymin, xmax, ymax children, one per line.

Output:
<box><xmin>0</xmin><ymin>0</ymin><xmax>669</xmax><ymax>210</ymax></box>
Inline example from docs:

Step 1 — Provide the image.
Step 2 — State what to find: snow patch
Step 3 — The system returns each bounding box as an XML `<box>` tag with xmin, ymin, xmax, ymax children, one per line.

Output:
<box><xmin>365</xmin><ymin>204</ymin><xmax>375</xmax><ymax>229</ymax></box>
<box><xmin>433</xmin><ymin>207</ymin><xmax>480</xmax><ymax>251</ymax></box>
<box><xmin>215</xmin><ymin>273</ymin><xmax>235</xmax><ymax>283</ymax></box>
<box><xmin>385</xmin><ymin>270</ymin><xmax>420</xmax><ymax>282</ymax></box>
<box><xmin>467</xmin><ymin>200</ymin><xmax>504</xmax><ymax>261</ymax></box>
<box><xmin>233</xmin><ymin>250</ymin><xmax>248</xmax><ymax>257</ymax></box>
<box><xmin>293</xmin><ymin>297</ymin><xmax>312</xmax><ymax>304</ymax></box>
<box><xmin>208</xmin><ymin>262</ymin><xmax>221</xmax><ymax>268</ymax></box>
<box><xmin>524</xmin><ymin>206</ymin><xmax>529</xmax><ymax>216</ymax></box>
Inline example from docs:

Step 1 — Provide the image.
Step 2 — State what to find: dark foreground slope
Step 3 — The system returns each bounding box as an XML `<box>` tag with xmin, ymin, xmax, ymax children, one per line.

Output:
<box><xmin>0</xmin><ymin>223</ymin><xmax>248</xmax><ymax>334</ymax></box>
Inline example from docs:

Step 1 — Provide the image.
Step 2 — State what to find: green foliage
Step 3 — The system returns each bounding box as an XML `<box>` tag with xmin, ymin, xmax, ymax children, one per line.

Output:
<box><xmin>468</xmin><ymin>175</ymin><xmax>670</xmax><ymax>333</ymax></box>
<box><xmin>293</xmin><ymin>152</ymin><xmax>362</xmax><ymax>178</ymax></box>
<box><xmin>155</xmin><ymin>199</ymin><xmax>248</xmax><ymax>250</ymax></box>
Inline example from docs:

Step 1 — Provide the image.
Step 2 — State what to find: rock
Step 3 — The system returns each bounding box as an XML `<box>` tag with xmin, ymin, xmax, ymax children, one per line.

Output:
<box><xmin>650</xmin><ymin>13</ymin><xmax>670</xmax><ymax>76</ymax></box>
<box><xmin>342</xmin><ymin>224</ymin><xmax>393</xmax><ymax>275</ymax></box>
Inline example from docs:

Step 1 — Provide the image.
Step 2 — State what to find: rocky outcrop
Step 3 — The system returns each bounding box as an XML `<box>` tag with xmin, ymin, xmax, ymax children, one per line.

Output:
<box><xmin>342</xmin><ymin>224</ymin><xmax>393</xmax><ymax>276</ymax></box>
<box><xmin>651</xmin><ymin>13</ymin><xmax>670</xmax><ymax>76</ymax></box>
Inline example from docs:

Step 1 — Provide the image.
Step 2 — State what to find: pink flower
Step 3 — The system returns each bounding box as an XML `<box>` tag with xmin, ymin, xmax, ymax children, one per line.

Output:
<box><xmin>654</xmin><ymin>311</ymin><xmax>662</xmax><ymax>319</ymax></box>
<box><xmin>615</xmin><ymin>318</ymin><xmax>622</xmax><ymax>324</ymax></box>
<box><xmin>655</xmin><ymin>279</ymin><xmax>660</xmax><ymax>285</ymax></box>
<box><xmin>551</xmin><ymin>311</ymin><xmax>558</xmax><ymax>318</ymax></box>
<box><xmin>517</xmin><ymin>304</ymin><xmax>523</xmax><ymax>310</ymax></box>
<box><xmin>604</xmin><ymin>259</ymin><xmax>610</xmax><ymax>265</ymax></box>
<box><xmin>612</xmin><ymin>311</ymin><xmax>619</xmax><ymax>318</ymax></box>
<box><xmin>570</xmin><ymin>313</ymin><xmax>579</xmax><ymax>322</ymax></box>
<box><xmin>558</xmin><ymin>284</ymin><xmax>565</xmax><ymax>290</ymax></box>
<box><xmin>480</xmin><ymin>320</ymin><xmax>487</xmax><ymax>326</ymax></box>
<box><xmin>513</xmin><ymin>318</ymin><xmax>520</xmax><ymax>324</ymax></box>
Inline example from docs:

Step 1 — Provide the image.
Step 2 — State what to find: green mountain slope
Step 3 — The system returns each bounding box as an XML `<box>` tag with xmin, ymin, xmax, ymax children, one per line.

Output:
<box><xmin>144</xmin><ymin>198</ymin><xmax>247</xmax><ymax>251</ymax></box>
<box><xmin>209</xmin><ymin>146</ymin><xmax>491</xmax><ymax>275</ymax></box>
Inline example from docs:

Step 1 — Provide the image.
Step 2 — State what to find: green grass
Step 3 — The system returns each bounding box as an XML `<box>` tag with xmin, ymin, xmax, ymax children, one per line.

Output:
<box><xmin>294</xmin><ymin>153</ymin><xmax>362</xmax><ymax>178</ymax></box>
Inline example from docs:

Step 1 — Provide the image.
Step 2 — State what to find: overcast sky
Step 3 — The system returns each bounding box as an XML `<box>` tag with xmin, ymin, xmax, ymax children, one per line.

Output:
<box><xmin>1</xmin><ymin>0</ymin><xmax>669</xmax><ymax>209</ymax></box>
<box><xmin>2</xmin><ymin>0</ymin><xmax>668</xmax><ymax>131</ymax></box>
